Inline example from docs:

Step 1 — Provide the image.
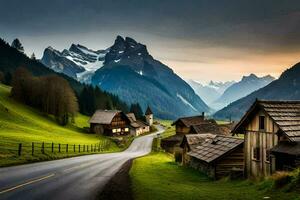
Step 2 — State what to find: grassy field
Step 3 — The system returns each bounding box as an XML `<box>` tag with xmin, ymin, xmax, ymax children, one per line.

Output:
<box><xmin>130</xmin><ymin>152</ymin><xmax>300</xmax><ymax>200</ymax></box>
<box><xmin>0</xmin><ymin>84</ymin><xmax>120</xmax><ymax>166</ymax></box>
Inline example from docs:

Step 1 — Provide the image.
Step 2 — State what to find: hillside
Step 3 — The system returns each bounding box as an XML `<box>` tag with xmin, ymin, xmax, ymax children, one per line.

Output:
<box><xmin>41</xmin><ymin>36</ymin><xmax>210</xmax><ymax>119</ymax></box>
<box><xmin>0</xmin><ymin>84</ymin><xmax>118</xmax><ymax>166</ymax></box>
<box><xmin>214</xmin><ymin>62</ymin><xmax>300</xmax><ymax>120</ymax></box>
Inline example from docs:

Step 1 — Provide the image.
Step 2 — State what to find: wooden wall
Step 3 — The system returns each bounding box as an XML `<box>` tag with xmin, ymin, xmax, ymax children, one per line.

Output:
<box><xmin>244</xmin><ymin>110</ymin><xmax>279</xmax><ymax>178</ymax></box>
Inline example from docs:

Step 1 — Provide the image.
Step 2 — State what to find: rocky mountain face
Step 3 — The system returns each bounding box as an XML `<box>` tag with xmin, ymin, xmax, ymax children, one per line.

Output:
<box><xmin>41</xmin><ymin>44</ymin><xmax>108</xmax><ymax>80</ymax></box>
<box><xmin>214</xmin><ymin>74</ymin><xmax>275</xmax><ymax>109</ymax></box>
<box><xmin>214</xmin><ymin>63</ymin><xmax>300</xmax><ymax>120</ymax></box>
<box><xmin>41</xmin><ymin>36</ymin><xmax>210</xmax><ymax>119</ymax></box>
<box><xmin>187</xmin><ymin>80</ymin><xmax>235</xmax><ymax>110</ymax></box>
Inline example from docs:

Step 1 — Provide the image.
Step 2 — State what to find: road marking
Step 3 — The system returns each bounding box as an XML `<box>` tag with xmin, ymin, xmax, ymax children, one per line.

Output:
<box><xmin>0</xmin><ymin>174</ymin><xmax>55</xmax><ymax>195</ymax></box>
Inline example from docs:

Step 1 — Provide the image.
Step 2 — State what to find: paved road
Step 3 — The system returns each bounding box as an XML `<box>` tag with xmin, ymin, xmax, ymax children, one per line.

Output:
<box><xmin>0</xmin><ymin>125</ymin><xmax>164</xmax><ymax>200</ymax></box>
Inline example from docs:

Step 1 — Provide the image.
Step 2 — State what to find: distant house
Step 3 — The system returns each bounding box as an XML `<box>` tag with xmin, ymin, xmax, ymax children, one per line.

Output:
<box><xmin>161</xmin><ymin>114</ymin><xmax>226</xmax><ymax>153</ymax></box>
<box><xmin>187</xmin><ymin>136</ymin><xmax>244</xmax><ymax>179</ymax></box>
<box><xmin>145</xmin><ymin>106</ymin><xmax>153</xmax><ymax>126</ymax></box>
<box><xmin>89</xmin><ymin>110</ymin><xmax>131</xmax><ymax>136</ymax></box>
<box><xmin>232</xmin><ymin>100</ymin><xmax>300</xmax><ymax>178</ymax></box>
<box><xmin>180</xmin><ymin>134</ymin><xmax>216</xmax><ymax>166</ymax></box>
<box><xmin>126</xmin><ymin>113</ymin><xmax>150</xmax><ymax>136</ymax></box>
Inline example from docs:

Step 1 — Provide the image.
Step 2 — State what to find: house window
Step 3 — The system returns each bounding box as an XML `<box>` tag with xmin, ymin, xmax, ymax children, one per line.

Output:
<box><xmin>259</xmin><ymin>116</ymin><xmax>265</xmax><ymax>130</ymax></box>
<box><xmin>253</xmin><ymin>147</ymin><xmax>260</xmax><ymax>161</ymax></box>
<box><xmin>265</xmin><ymin>149</ymin><xmax>270</xmax><ymax>162</ymax></box>
<box><xmin>117</xmin><ymin>128</ymin><xmax>121</xmax><ymax>132</ymax></box>
<box><xmin>112</xmin><ymin>129</ymin><xmax>117</xmax><ymax>133</ymax></box>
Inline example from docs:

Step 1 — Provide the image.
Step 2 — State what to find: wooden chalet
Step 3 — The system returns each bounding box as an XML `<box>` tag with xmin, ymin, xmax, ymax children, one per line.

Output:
<box><xmin>126</xmin><ymin>113</ymin><xmax>150</xmax><ymax>136</ymax></box>
<box><xmin>188</xmin><ymin>136</ymin><xmax>244</xmax><ymax>179</ymax></box>
<box><xmin>232</xmin><ymin>100</ymin><xmax>300</xmax><ymax>178</ymax></box>
<box><xmin>89</xmin><ymin>110</ymin><xmax>131</xmax><ymax>136</ymax></box>
<box><xmin>161</xmin><ymin>114</ymin><xmax>226</xmax><ymax>153</ymax></box>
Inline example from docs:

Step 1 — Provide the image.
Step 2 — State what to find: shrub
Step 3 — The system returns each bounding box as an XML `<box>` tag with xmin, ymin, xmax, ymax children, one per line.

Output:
<box><xmin>272</xmin><ymin>171</ymin><xmax>293</xmax><ymax>189</ymax></box>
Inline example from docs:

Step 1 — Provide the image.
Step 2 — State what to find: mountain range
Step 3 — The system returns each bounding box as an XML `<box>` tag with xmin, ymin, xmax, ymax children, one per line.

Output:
<box><xmin>41</xmin><ymin>36</ymin><xmax>210</xmax><ymax>119</ymax></box>
<box><xmin>214</xmin><ymin>62</ymin><xmax>300</xmax><ymax>120</ymax></box>
<box><xmin>188</xmin><ymin>74</ymin><xmax>274</xmax><ymax>110</ymax></box>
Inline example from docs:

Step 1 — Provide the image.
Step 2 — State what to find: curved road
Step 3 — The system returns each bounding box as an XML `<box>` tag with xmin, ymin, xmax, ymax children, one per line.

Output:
<box><xmin>0</xmin><ymin>125</ymin><xmax>164</xmax><ymax>200</ymax></box>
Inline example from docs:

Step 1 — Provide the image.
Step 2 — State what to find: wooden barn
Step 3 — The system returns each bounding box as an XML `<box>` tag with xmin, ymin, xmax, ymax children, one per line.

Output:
<box><xmin>127</xmin><ymin>113</ymin><xmax>150</xmax><ymax>136</ymax></box>
<box><xmin>232</xmin><ymin>100</ymin><xmax>300</xmax><ymax>178</ymax></box>
<box><xmin>161</xmin><ymin>114</ymin><xmax>226</xmax><ymax>153</ymax></box>
<box><xmin>180</xmin><ymin>134</ymin><xmax>216</xmax><ymax>166</ymax></box>
<box><xmin>89</xmin><ymin>110</ymin><xmax>131</xmax><ymax>136</ymax></box>
<box><xmin>187</xmin><ymin>136</ymin><xmax>244</xmax><ymax>179</ymax></box>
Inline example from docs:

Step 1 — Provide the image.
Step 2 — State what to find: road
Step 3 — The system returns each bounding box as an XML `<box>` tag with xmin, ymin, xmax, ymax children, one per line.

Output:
<box><xmin>0</xmin><ymin>125</ymin><xmax>164</xmax><ymax>200</ymax></box>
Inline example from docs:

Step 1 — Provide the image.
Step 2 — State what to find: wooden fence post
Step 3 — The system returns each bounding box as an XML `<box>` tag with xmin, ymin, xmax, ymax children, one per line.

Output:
<box><xmin>83</xmin><ymin>145</ymin><xmax>85</xmax><ymax>152</ymax></box>
<box><xmin>59</xmin><ymin>144</ymin><xmax>61</xmax><ymax>153</ymax></box>
<box><xmin>32</xmin><ymin>142</ymin><xmax>34</xmax><ymax>155</ymax></box>
<box><xmin>66</xmin><ymin>144</ymin><xmax>68</xmax><ymax>153</ymax></box>
<box><xmin>91</xmin><ymin>144</ymin><xmax>93</xmax><ymax>152</ymax></box>
<box><xmin>42</xmin><ymin>142</ymin><xmax>45</xmax><ymax>154</ymax></box>
<box><xmin>18</xmin><ymin>143</ymin><xmax>22</xmax><ymax>156</ymax></box>
<box><xmin>87</xmin><ymin>145</ymin><xmax>89</xmax><ymax>152</ymax></box>
<box><xmin>51</xmin><ymin>142</ymin><xmax>54</xmax><ymax>153</ymax></box>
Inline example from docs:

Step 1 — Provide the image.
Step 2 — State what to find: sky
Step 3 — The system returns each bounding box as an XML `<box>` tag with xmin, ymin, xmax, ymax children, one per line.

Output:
<box><xmin>1</xmin><ymin>0</ymin><xmax>300</xmax><ymax>83</ymax></box>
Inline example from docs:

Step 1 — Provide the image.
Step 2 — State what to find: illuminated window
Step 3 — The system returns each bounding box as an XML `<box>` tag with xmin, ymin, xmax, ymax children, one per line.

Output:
<box><xmin>112</xmin><ymin>129</ymin><xmax>117</xmax><ymax>133</ymax></box>
<box><xmin>117</xmin><ymin>128</ymin><xmax>121</xmax><ymax>132</ymax></box>
<box><xmin>125</xmin><ymin>128</ymin><xmax>129</xmax><ymax>132</ymax></box>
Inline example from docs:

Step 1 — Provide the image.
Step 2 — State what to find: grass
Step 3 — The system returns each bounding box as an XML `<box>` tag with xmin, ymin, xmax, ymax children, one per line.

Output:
<box><xmin>130</xmin><ymin>152</ymin><xmax>300</xmax><ymax>200</ymax></box>
<box><xmin>0</xmin><ymin>84</ymin><xmax>121</xmax><ymax>166</ymax></box>
<box><xmin>156</xmin><ymin>119</ymin><xmax>175</xmax><ymax>138</ymax></box>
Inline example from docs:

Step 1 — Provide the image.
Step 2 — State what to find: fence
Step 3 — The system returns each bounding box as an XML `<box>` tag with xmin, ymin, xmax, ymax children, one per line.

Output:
<box><xmin>0</xmin><ymin>139</ymin><xmax>112</xmax><ymax>158</ymax></box>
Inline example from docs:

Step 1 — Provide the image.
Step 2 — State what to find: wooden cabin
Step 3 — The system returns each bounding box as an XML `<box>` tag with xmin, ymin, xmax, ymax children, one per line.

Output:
<box><xmin>171</xmin><ymin>113</ymin><xmax>205</xmax><ymax>134</ymax></box>
<box><xmin>161</xmin><ymin>115</ymin><xmax>226</xmax><ymax>154</ymax></box>
<box><xmin>180</xmin><ymin>134</ymin><xmax>216</xmax><ymax>166</ymax></box>
<box><xmin>89</xmin><ymin>110</ymin><xmax>131</xmax><ymax>136</ymax></box>
<box><xmin>232</xmin><ymin>100</ymin><xmax>300</xmax><ymax>178</ymax></box>
<box><xmin>188</xmin><ymin>136</ymin><xmax>244</xmax><ymax>179</ymax></box>
<box><xmin>127</xmin><ymin>113</ymin><xmax>150</xmax><ymax>136</ymax></box>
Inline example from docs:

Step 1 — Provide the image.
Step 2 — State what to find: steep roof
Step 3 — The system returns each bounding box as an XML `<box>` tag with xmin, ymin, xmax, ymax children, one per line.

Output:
<box><xmin>188</xmin><ymin>136</ymin><xmax>244</xmax><ymax>163</ymax></box>
<box><xmin>180</xmin><ymin>134</ymin><xmax>216</xmax><ymax>150</ymax></box>
<box><xmin>172</xmin><ymin>115</ymin><xmax>205</xmax><ymax>127</ymax></box>
<box><xmin>89</xmin><ymin>110</ymin><xmax>121</xmax><ymax>124</ymax></box>
<box><xmin>145</xmin><ymin>106</ymin><xmax>153</xmax><ymax>115</ymax></box>
<box><xmin>232</xmin><ymin>100</ymin><xmax>300</xmax><ymax>142</ymax></box>
<box><xmin>126</xmin><ymin>113</ymin><xmax>136</xmax><ymax>123</ymax></box>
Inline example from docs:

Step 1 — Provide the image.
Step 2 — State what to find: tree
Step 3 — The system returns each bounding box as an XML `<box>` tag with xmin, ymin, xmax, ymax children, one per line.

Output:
<box><xmin>11</xmin><ymin>38</ymin><xmax>24</xmax><ymax>53</ymax></box>
<box><xmin>130</xmin><ymin>103</ymin><xmax>144</xmax><ymax>120</ymax></box>
<box><xmin>30</xmin><ymin>53</ymin><xmax>36</xmax><ymax>60</ymax></box>
<box><xmin>4</xmin><ymin>72</ymin><xmax>12</xmax><ymax>85</ymax></box>
<box><xmin>0</xmin><ymin>71</ymin><xmax>4</xmax><ymax>83</ymax></box>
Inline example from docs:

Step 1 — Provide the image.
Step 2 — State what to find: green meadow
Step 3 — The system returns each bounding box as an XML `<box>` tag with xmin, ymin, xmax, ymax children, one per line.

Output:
<box><xmin>0</xmin><ymin>84</ymin><xmax>120</xmax><ymax>166</ymax></box>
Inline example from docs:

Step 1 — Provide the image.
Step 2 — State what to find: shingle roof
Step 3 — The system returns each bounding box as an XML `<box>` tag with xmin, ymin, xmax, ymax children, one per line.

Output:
<box><xmin>180</xmin><ymin>134</ymin><xmax>216</xmax><ymax>150</ymax></box>
<box><xmin>271</xmin><ymin>141</ymin><xmax>300</xmax><ymax>156</ymax></box>
<box><xmin>188</xmin><ymin>136</ymin><xmax>244</xmax><ymax>163</ymax></box>
<box><xmin>89</xmin><ymin>110</ymin><xmax>121</xmax><ymax>124</ymax></box>
<box><xmin>172</xmin><ymin>115</ymin><xmax>205</xmax><ymax>127</ymax></box>
<box><xmin>126</xmin><ymin>113</ymin><xmax>136</xmax><ymax>123</ymax></box>
<box><xmin>232</xmin><ymin>100</ymin><xmax>300</xmax><ymax>142</ymax></box>
<box><xmin>190</xmin><ymin>120</ymin><xmax>224</xmax><ymax>135</ymax></box>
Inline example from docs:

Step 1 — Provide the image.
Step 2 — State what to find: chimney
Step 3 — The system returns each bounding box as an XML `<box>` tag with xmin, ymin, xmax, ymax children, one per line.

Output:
<box><xmin>202</xmin><ymin>112</ymin><xmax>205</xmax><ymax>119</ymax></box>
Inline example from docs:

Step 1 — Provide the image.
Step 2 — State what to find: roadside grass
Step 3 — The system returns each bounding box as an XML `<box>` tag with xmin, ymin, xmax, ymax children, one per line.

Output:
<box><xmin>130</xmin><ymin>152</ymin><xmax>300</xmax><ymax>200</ymax></box>
<box><xmin>0</xmin><ymin>84</ymin><xmax>120</xmax><ymax>167</ymax></box>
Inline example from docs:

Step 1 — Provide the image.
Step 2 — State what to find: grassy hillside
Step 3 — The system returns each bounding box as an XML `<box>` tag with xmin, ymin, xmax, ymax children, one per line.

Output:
<box><xmin>130</xmin><ymin>153</ymin><xmax>300</xmax><ymax>200</ymax></box>
<box><xmin>0</xmin><ymin>84</ymin><xmax>119</xmax><ymax>166</ymax></box>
